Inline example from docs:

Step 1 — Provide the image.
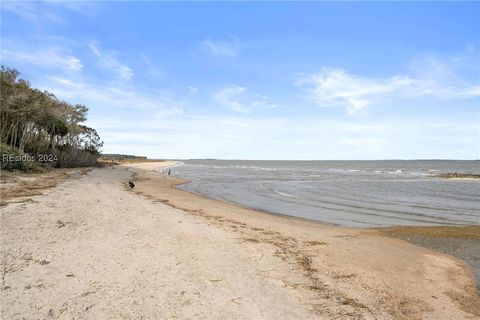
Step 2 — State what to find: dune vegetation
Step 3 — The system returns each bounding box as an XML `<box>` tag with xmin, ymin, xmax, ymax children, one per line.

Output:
<box><xmin>0</xmin><ymin>66</ymin><xmax>103</xmax><ymax>171</ymax></box>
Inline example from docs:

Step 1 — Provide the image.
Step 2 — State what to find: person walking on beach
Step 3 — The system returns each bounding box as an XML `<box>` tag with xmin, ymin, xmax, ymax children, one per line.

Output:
<box><xmin>168</xmin><ymin>169</ymin><xmax>171</xmax><ymax>176</ymax></box>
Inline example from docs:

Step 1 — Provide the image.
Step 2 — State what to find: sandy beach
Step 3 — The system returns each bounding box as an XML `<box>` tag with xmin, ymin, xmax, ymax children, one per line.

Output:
<box><xmin>1</xmin><ymin>161</ymin><xmax>479</xmax><ymax>319</ymax></box>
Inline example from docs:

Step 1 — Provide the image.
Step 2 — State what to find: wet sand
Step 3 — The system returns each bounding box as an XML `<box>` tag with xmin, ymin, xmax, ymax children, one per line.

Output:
<box><xmin>128</xmin><ymin>161</ymin><xmax>480</xmax><ymax>319</ymax></box>
<box><xmin>378</xmin><ymin>226</ymin><xmax>480</xmax><ymax>288</ymax></box>
<box><xmin>1</xmin><ymin>161</ymin><xmax>478</xmax><ymax>319</ymax></box>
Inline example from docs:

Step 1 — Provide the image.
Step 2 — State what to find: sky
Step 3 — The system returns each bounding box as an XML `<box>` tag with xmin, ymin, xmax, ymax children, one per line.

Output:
<box><xmin>1</xmin><ymin>1</ymin><xmax>479</xmax><ymax>160</ymax></box>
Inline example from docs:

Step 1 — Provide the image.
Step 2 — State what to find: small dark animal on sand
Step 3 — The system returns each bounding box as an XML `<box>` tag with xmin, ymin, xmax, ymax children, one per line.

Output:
<box><xmin>128</xmin><ymin>181</ymin><xmax>135</xmax><ymax>189</ymax></box>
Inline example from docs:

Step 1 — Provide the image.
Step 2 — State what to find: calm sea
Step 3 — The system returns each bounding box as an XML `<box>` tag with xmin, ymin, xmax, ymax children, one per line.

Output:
<box><xmin>160</xmin><ymin>160</ymin><xmax>480</xmax><ymax>228</ymax></box>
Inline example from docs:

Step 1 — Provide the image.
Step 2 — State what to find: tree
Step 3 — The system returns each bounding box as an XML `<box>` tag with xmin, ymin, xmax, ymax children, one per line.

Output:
<box><xmin>0</xmin><ymin>66</ymin><xmax>103</xmax><ymax>170</ymax></box>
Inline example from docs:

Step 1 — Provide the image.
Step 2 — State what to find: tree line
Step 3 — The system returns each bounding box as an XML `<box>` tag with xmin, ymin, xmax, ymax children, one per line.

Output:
<box><xmin>1</xmin><ymin>66</ymin><xmax>103</xmax><ymax>171</ymax></box>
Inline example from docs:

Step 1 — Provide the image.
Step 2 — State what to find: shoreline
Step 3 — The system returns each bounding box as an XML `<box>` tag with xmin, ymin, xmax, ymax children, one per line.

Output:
<box><xmin>1</xmin><ymin>161</ymin><xmax>479</xmax><ymax>319</ymax></box>
<box><xmin>378</xmin><ymin>226</ymin><xmax>480</xmax><ymax>288</ymax></box>
<box><xmin>127</xmin><ymin>161</ymin><xmax>479</xmax><ymax>318</ymax></box>
<box><xmin>147</xmin><ymin>161</ymin><xmax>480</xmax><ymax>283</ymax></box>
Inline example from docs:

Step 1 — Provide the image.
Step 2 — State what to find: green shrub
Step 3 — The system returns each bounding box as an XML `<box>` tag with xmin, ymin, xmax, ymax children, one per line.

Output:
<box><xmin>0</xmin><ymin>143</ymin><xmax>41</xmax><ymax>172</ymax></box>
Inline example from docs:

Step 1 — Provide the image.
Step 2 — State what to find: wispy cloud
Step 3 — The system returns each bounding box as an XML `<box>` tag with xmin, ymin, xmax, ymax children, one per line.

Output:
<box><xmin>47</xmin><ymin>76</ymin><xmax>83</xmax><ymax>88</ymax></box>
<box><xmin>2</xmin><ymin>1</ymin><xmax>60</xmax><ymax>23</ymax></box>
<box><xmin>46</xmin><ymin>1</ymin><xmax>97</xmax><ymax>14</ymax></box>
<box><xmin>88</xmin><ymin>43</ymin><xmax>134</xmax><ymax>79</ymax></box>
<box><xmin>406</xmin><ymin>53</ymin><xmax>480</xmax><ymax>98</ymax></box>
<box><xmin>213</xmin><ymin>85</ymin><xmax>276</xmax><ymax>113</ymax></box>
<box><xmin>1</xmin><ymin>0</ymin><xmax>97</xmax><ymax>24</ymax></box>
<box><xmin>141</xmin><ymin>54</ymin><xmax>165</xmax><ymax>78</ymax></box>
<box><xmin>298</xmin><ymin>54</ymin><xmax>480</xmax><ymax>114</ymax></box>
<box><xmin>297</xmin><ymin>69</ymin><xmax>413</xmax><ymax>114</ymax></box>
<box><xmin>187</xmin><ymin>86</ymin><xmax>199</xmax><ymax>96</ymax></box>
<box><xmin>90</xmin><ymin>114</ymin><xmax>479</xmax><ymax>160</ymax></box>
<box><xmin>463</xmin><ymin>86</ymin><xmax>480</xmax><ymax>97</ymax></box>
<box><xmin>201</xmin><ymin>38</ymin><xmax>238</xmax><ymax>58</ymax></box>
<box><xmin>43</xmin><ymin>75</ymin><xmax>184</xmax><ymax>114</ymax></box>
<box><xmin>2</xmin><ymin>48</ymin><xmax>83</xmax><ymax>71</ymax></box>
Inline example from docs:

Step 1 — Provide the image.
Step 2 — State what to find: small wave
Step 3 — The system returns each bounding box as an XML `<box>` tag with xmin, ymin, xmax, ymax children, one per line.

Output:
<box><xmin>210</xmin><ymin>165</ymin><xmax>277</xmax><ymax>171</ymax></box>
<box><xmin>275</xmin><ymin>191</ymin><xmax>300</xmax><ymax>199</ymax></box>
<box><xmin>249</xmin><ymin>166</ymin><xmax>278</xmax><ymax>171</ymax></box>
<box><xmin>388</xmin><ymin>170</ymin><xmax>403</xmax><ymax>174</ymax></box>
<box><xmin>212</xmin><ymin>165</ymin><xmax>232</xmax><ymax>169</ymax></box>
<box><xmin>327</xmin><ymin>168</ymin><xmax>360</xmax><ymax>173</ymax></box>
<box><xmin>409</xmin><ymin>172</ymin><xmax>425</xmax><ymax>175</ymax></box>
<box><xmin>155</xmin><ymin>161</ymin><xmax>184</xmax><ymax>173</ymax></box>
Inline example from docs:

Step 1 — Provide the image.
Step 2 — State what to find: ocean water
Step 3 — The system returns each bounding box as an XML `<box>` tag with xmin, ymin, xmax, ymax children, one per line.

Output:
<box><xmin>161</xmin><ymin>160</ymin><xmax>480</xmax><ymax>228</ymax></box>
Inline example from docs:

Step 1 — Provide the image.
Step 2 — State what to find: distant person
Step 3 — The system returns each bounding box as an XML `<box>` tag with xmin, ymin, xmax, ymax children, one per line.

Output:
<box><xmin>168</xmin><ymin>169</ymin><xmax>171</xmax><ymax>176</ymax></box>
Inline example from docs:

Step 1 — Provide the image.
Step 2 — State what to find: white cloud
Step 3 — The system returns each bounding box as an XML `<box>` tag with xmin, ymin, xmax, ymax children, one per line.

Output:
<box><xmin>41</xmin><ymin>74</ymin><xmax>184</xmax><ymax>114</ymax></box>
<box><xmin>213</xmin><ymin>85</ymin><xmax>248</xmax><ymax>112</ymax></box>
<box><xmin>141</xmin><ymin>54</ymin><xmax>165</xmax><ymax>78</ymax></box>
<box><xmin>90</xmin><ymin>114</ymin><xmax>479</xmax><ymax>160</ymax></box>
<box><xmin>47</xmin><ymin>76</ymin><xmax>82</xmax><ymax>88</ymax></box>
<box><xmin>298</xmin><ymin>69</ymin><xmax>413</xmax><ymax>114</ymax></box>
<box><xmin>187</xmin><ymin>86</ymin><xmax>199</xmax><ymax>96</ymax></box>
<box><xmin>1</xmin><ymin>1</ymin><xmax>60</xmax><ymax>23</ymax></box>
<box><xmin>407</xmin><ymin>54</ymin><xmax>480</xmax><ymax>98</ymax></box>
<box><xmin>88</xmin><ymin>43</ymin><xmax>134</xmax><ymax>79</ymax></box>
<box><xmin>298</xmin><ymin>54</ymin><xmax>480</xmax><ymax>114</ymax></box>
<box><xmin>213</xmin><ymin>85</ymin><xmax>276</xmax><ymax>113</ymax></box>
<box><xmin>2</xmin><ymin>48</ymin><xmax>83</xmax><ymax>71</ymax></box>
<box><xmin>462</xmin><ymin>86</ymin><xmax>480</xmax><ymax>97</ymax></box>
<box><xmin>1</xmin><ymin>1</ymin><xmax>97</xmax><ymax>24</ymax></box>
<box><xmin>46</xmin><ymin>1</ymin><xmax>97</xmax><ymax>14</ymax></box>
<box><xmin>201</xmin><ymin>39</ymin><xmax>238</xmax><ymax>58</ymax></box>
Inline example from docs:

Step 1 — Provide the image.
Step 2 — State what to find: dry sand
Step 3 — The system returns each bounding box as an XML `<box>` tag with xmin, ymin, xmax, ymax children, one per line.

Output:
<box><xmin>1</xmin><ymin>161</ymin><xmax>479</xmax><ymax>319</ymax></box>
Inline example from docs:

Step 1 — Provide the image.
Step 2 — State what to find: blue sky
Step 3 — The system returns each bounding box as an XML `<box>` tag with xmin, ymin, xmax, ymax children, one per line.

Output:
<box><xmin>1</xmin><ymin>1</ymin><xmax>479</xmax><ymax>159</ymax></box>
